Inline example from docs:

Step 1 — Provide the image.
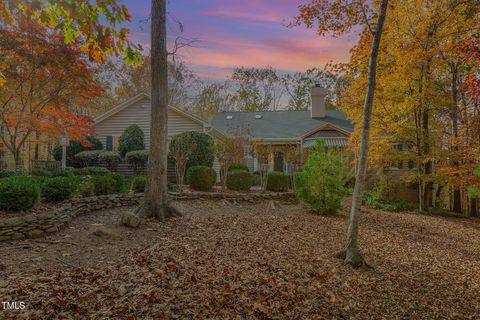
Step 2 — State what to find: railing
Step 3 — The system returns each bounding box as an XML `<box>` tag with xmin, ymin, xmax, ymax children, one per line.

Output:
<box><xmin>31</xmin><ymin>160</ymin><xmax>61</xmax><ymax>171</ymax></box>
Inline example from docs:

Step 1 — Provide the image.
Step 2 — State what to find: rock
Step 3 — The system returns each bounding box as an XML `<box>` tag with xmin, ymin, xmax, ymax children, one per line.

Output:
<box><xmin>45</xmin><ymin>226</ymin><xmax>59</xmax><ymax>233</ymax></box>
<box><xmin>25</xmin><ymin>229</ymin><xmax>44</xmax><ymax>239</ymax></box>
<box><xmin>121</xmin><ymin>212</ymin><xmax>141</xmax><ymax>228</ymax></box>
<box><xmin>92</xmin><ymin>226</ymin><xmax>120</xmax><ymax>239</ymax></box>
<box><xmin>10</xmin><ymin>232</ymin><xmax>25</xmax><ymax>240</ymax></box>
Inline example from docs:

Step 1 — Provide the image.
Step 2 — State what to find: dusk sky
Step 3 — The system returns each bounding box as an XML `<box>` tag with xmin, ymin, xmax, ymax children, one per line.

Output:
<box><xmin>122</xmin><ymin>0</ymin><xmax>359</xmax><ymax>80</ymax></box>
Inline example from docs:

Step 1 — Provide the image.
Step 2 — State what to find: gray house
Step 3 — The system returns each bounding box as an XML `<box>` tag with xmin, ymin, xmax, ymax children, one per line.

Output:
<box><xmin>92</xmin><ymin>86</ymin><xmax>354</xmax><ymax>174</ymax></box>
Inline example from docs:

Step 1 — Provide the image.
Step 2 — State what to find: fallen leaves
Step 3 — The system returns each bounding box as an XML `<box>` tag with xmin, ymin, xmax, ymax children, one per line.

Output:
<box><xmin>0</xmin><ymin>200</ymin><xmax>479</xmax><ymax>319</ymax></box>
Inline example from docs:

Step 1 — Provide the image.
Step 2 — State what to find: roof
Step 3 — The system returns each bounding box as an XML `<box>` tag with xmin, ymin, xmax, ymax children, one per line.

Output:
<box><xmin>93</xmin><ymin>91</ymin><xmax>207</xmax><ymax>128</ymax></box>
<box><xmin>303</xmin><ymin>138</ymin><xmax>348</xmax><ymax>148</ymax></box>
<box><xmin>210</xmin><ymin>110</ymin><xmax>354</xmax><ymax>141</ymax></box>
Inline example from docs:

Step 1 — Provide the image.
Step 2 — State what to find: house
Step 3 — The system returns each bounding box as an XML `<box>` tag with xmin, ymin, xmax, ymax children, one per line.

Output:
<box><xmin>210</xmin><ymin>85</ymin><xmax>354</xmax><ymax>173</ymax></box>
<box><xmin>92</xmin><ymin>86</ymin><xmax>355</xmax><ymax>175</ymax></box>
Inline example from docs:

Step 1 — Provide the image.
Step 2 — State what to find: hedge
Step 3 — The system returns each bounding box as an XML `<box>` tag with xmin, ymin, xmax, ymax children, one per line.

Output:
<box><xmin>41</xmin><ymin>177</ymin><xmax>77</xmax><ymax>202</ymax></box>
<box><xmin>125</xmin><ymin>150</ymin><xmax>149</xmax><ymax>175</ymax></box>
<box><xmin>53</xmin><ymin>136</ymin><xmax>103</xmax><ymax>167</ymax></box>
<box><xmin>131</xmin><ymin>176</ymin><xmax>146</xmax><ymax>193</ymax></box>
<box><xmin>266</xmin><ymin>172</ymin><xmax>289</xmax><ymax>192</ymax></box>
<box><xmin>226</xmin><ymin>170</ymin><xmax>253</xmax><ymax>191</ymax></box>
<box><xmin>73</xmin><ymin>167</ymin><xmax>111</xmax><ymax>176</ymax></box>
<box><xmin>0</xmin><ymin>177</ymin><xmax>40</xmax><ymax>211</ymax></box>
<box><xmin>187</xmin><ymin>166</ymin><xmax>216</xmax><ymax>191</ymax></box>
<box><xmin>92</xmin><ymin>175</ymin><xmax>118</xmax><ymax>195</ymax></box>
<box><xmin>98</xmin><ymin>151</ymin><xmax>121</xmax><ymax>172</ymax></box>
<box><xmin>74</xmin><ymin>150</ymin><xmax>105</xmax><ymax>167</ymax></box>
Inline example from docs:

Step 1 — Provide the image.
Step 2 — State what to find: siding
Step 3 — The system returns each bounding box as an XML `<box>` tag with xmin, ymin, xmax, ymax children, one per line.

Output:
<box><xmin>93</xmin><ymin>97</ymin><xmax>205</xmax><ymax>149</ymax></box>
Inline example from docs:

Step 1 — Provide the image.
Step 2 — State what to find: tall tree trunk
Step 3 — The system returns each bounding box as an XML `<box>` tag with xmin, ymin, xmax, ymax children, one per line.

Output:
<box><xmin>471</xmin><ymin>198</ymin><xmax>478</xmax><ymax>217</ymax></box>
<box><xmin>336</xmin><ymin>0</ymin><xmax>388</xmax><ymax>268</ymax></box>
<box><xmin>450</xmin><ymin>63</ymin><xmax>462</xmax><ymax>213</ymax></box>
<box><xmin>137</xmin><ymin>0</ymin><xmax>179</xmax><ymax>220</ymax></box>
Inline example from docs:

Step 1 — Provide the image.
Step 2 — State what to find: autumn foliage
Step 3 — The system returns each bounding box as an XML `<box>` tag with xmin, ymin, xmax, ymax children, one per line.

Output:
<box><xmin>0</xmin><ymin>15</ymin><xmax>102</xmax><ymax>165</ymax></box>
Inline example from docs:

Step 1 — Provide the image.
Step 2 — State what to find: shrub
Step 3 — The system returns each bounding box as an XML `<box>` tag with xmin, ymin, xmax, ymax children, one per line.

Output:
<box><xmin>51</xmin><ymin>168</ymin><xmax>75</xmax><ymax>177</ymax></box>
<box><xmin>171</xmin><ymin>132</ymin><xmax>214</xmax><ymax>169</ymax></box>
<box><xmin>363</xmin><ymin>175</ymin><xmax>416</xmax><ymax>212</ymax></box>
<box><xmin>187</xmin><ymin>166</ymin><xmax>216</xmax><ymax>191</ymax></box>
<box><xmin>41</xmin><ymin>177</ymin><xmax>77</xmax><ymax>202</ymax></box>
<box><xmin>364</xmin><ymin>190</ymin><xmax>416</xmax><ymax>212</ymax></box>
<box><xmin>73</xmin><ymin>166</ymin><xmax>111</xmax><ymax>176</ymax></box>
<box><xmin>111</xmin><ymin>173</ymin><xmax>125</xmax><ymax>193</ymax></box>
<box><xmin>92</xmin><ymin>175</ymin><xmax>117</xmax><ymax>195</ymax></box>
<box><xmin>0</xmin><ymin>177</ymin><xmax>40</xmax><ymax>211</ymax></box>
<box><xmin>75</xmin><ymin>150</ymin><xmax>105</xmax><ymax>167</ymax></box>
<box><xmin>252</xmin><ymin>172</ymin><xmax>261</xmax><ymax>186</ymax></box>
<box><xmin>119</xmin><ymin>124</ymin><xmax>145</xmax><ymax>157</ymax></box>
<box><xmin>296</xmin><ymin>140</ymin><xmax>352</xmax><ymax>215</ymax></box>
<box><xmin>266</xmin><ymin>172</ymin><xmax>290</xmax><ymax>192</ymax></box>
<box><xmin>99</xmin><ymin>151</ymin><xmax>121</xmax><ymax>172</ymax></box>
<box><xmin>78</xmin><ymin>181</ymin><xmax>95</xmax><ymax>197</ymax></box>
<box><xmin>31</xmin><ymin>168</ymin><xmax>53</xmax><ymax>177</ymax></box>
<box><xmin>125</xmin><ymin>150</ymin><xmax>149</xmax><ymax>175</ymax></box>
<box><xmin>0</xmin><ymin>169</ymin><xmax>17</xmax><ymax>179</ymax></box>
<box><xmin>226</xmin><ymin>170</ymin><xmax>253</xmax><ymax>191</ymax></box>
<box><xmin>131</xmin><ymin>176</ymin><xmax>146</xmax><ymax>193</ymax></box>
<box><xmin>54</xmin><ymin>136</ymin><xmax>103</xmax><ymax>167</ymax></box>
<box><xmin>228</xmin><ymin>163</ymin><xmax>249</xmax><ymax>172</ymax></box>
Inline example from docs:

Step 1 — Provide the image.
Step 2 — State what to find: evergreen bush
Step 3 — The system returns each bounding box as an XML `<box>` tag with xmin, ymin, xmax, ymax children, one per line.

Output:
<box><xmin>41</xmin><ymin>177</ymin><xmax>77</xmax><ymax>202</ymax></box>
<box><xmin>73</xmin><ymin>167</ymin><xmax>111</xmax><ymax>176</ymax></box>
<box><xmin>131</xmin><ymin>176</ymin><xmax>146</xmax><ymax>193</ymax></box>
<box><xmin>266</xmin><ymin>172</ymin><xmax>290</xmax><ymax>192</ymax></box>
<box><xmin>92</xmin><ymin>175</ymin><xmax>117</xmax><ymax>195</ymax></box>
<box><xmin>119</xmin><ymin>124</ymin><xmax>145</xmax><ymax>157</ymax></box>
<box><xmin>228</xmin><ymin>163</ymin><xmax>249</xmax><ymax>172</ymax></box>
<box><xmin>74</xmin><ymin>150</ymin><xmax>105</xmax><ymax>167</ymax></box>
<box><xmin>99</xmin><ymin>151</ymin><xmax>121</xmax><ymax>172</ymax></box>
<box><xmin>170</xmin><ymin>132</ymin><xmax>214</xmax><ymax>169</ymax></box>
<box><xmin>125</xmin><ymin>150</ymin><xmax>149</xmax><ymax>175</ymax></box>
<box><xmin>296</xmin><ymin>140</ymin><xmax>352</xmax><ymax>215</ymax></box>
<box><xmin>54</xmin><ymin>136</ymin><xmax>103</xmax><ymax>167</ymax></box>
<box><xmin>187</xmin><ymin>166</ymin><xmax>216</xmax><ymax>191</ymax></box>
<box><xmin>0</xmin><ymin>177</ymin><xmax>40</xmax><ymax>211</ymax></box>
<box><xmin>226</xmin><ymin>170</ymin><xmax>253</xmax><ymax>191</ymax></box>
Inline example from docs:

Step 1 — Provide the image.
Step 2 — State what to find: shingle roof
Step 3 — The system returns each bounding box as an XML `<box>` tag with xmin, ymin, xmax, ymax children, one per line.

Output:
<box><xmin>210</xmin><ymin>110</ymin><xmax>354</xmax><ymax>140</ymax></box>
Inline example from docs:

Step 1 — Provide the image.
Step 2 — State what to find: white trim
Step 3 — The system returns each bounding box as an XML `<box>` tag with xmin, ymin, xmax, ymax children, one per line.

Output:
<box><xmin>300</xmin><ymin>123</ymin><xmax>351</xmax><ymax>140</ymax></box>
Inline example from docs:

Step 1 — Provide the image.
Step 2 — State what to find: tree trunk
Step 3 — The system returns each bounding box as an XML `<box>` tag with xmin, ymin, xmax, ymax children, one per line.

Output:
<box><xmin>450</xmin><ymin>63</ymin><xmax>462</xmax><ymax>213</ymax></box>
<box><xmin>471</xmin><ymin>198</ymin><xmax>478</xmax><ymax>217</ymax></box>
<box><xmin>336</xmin><ymin>0</ymin><xmax>388</xmax><ymax>268</ymax></box>
<box><xmin>137</xmin><ymin>0</ymin><xmax>179</xmax><ymax>220</ymax></box>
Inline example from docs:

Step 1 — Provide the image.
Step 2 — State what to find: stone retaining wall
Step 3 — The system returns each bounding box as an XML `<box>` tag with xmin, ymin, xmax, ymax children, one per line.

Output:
<box><xmin>0</xmin><ymin>192</ymin><xmax>296</xmax><ymax>242</ymax></box>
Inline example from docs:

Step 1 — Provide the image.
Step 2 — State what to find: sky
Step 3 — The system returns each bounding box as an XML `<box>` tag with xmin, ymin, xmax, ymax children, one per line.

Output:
<box><xmin>121</xmin><ymin>0</ymin><xmax>358</xmax><ymax>80</ymax></box>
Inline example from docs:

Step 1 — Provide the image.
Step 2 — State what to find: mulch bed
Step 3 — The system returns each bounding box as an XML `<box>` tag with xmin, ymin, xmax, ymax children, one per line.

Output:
<box><xmin>0</xmin><ymin>200</ymin><xmax>479</xmax><ymax>319</ymax></box>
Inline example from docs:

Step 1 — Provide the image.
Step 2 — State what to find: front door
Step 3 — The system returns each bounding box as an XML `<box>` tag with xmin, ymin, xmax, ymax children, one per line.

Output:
<box><xmin>273</xmin><ymin>152</ymin><xmax>284</xmax><ymax>172</ymax></box>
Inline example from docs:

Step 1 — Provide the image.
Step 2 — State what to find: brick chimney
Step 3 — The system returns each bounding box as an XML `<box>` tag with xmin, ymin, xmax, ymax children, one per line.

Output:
<box><xmin>311</xmin><ymin>84</ymin><xmax>328</xmax><ymax>118</ymax></box>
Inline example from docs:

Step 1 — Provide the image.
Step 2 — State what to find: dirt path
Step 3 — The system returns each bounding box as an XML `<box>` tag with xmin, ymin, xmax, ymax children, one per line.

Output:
<box><xmin>1</xmin><ymin>200</ymin><xmax>479</xmax><ymax>319</ymax></box>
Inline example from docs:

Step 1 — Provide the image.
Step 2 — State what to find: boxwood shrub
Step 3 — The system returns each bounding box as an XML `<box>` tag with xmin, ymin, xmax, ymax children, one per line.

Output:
<box><xmin>187</xmin><ymin>166</ymin><xmax>216</xmax><ymax>191</ymax></box>
<box><xmin>125</xmin><ymin>150</ymin><xmax>149</xmax><ymax>175</ymax></box>
<box><xmin>119</xmin><ymin>124</ymin><xmax>145</xmax><ymax>157</ymax></box>
<box><xmin>111</xmin><ymin>173</ymin><xmax>125</xmax><ymax>193</ymax></box>
<box><xmin>41</xmin><ymin>177</ymin><xmax>77</xmax><ymax>202</ymax></box>
<box><xmin>266</xmin><ymin>172</ymin><xmax>290</xmax><ymax>192</ymax></box>
<box><xmin>75</xmin><ymin>150</ymin><xmax>105</xmax><ymax>167</ymax></box>
<box><xmin>228</xmin><ymin>163</ymin><xmax>249</xmax><ymax>172</ymax></box>
<box><xmin>131</xmin><ymin>176</ymin><xmax>146</xmax><ymax>193</ymax></box>
<box><xmin>99</xmin><ymin>151</ymin><xmax>121</xmax><ymax>172</ymax></box>
<box><xmin>226</xmin><ymin>170</ymin><xmax>253</xmax><ymax>191</ymax></box>
<box><xmin>92</xmin><ymin>175</ymin><xmax>117</xmax><ymax>195</ymax></box>
<box><xmin>0</xmin><ymin>177</ymin><xmax>41</xmax><ymax>211</ymax></box>
<box><xmin>73</xmin><ymin>167</ymin><xmax>111</xmax><ymax>176</ymax></box>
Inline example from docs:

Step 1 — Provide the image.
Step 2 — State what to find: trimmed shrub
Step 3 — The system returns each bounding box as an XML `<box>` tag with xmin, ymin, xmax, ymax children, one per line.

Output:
<box><xmin>226</xmin><ymin>170</ymin><xmax>253</xmax><ymax>191</ymax></box>
<box><xmin>54</xmin><ymin>136</ymin><xmax>103</xmax><ymax>167</ymax></box>
<box><xmin>266</xmin><ymin>172</ymin><xmax>290</xmax><ymax>192</ymax></box>
<box><xmin>111</xmin><ymin>173</ymin><xmax>125</xmax><ymax>193</ymax></box>
<box><xmin>41</xmin><ymin>177</ymin><xmax>77</xmax><ymax>202</ymax></box>
<box><xmin>75</xmin><ymin>150</ymin><xmax>105</xmax><ymax>167</ymax></box>
<box><xmin>119</xmin><ymin>124</ymin><xmax>145</xmax><ymax>157</ymax></box>
<box><xmin>0</xmin><ymin>177</ymin><xmax>40</xmax><ymax>211</ymax></box>
<box><xmin>252</xmin><ymin>172</ymin><xmax>261</xmax><ymax>186</ymax></box>
<box><xmin>99</xmin><ymin>151</ymin><xmax>121</xmax><ymax>172</ymax></box>
<box><xmin>51</xmin><ymin>168</ymin><xmax>75</xmax><ymax>177</ymax></box>
<box><xmin>73</xmin><ymin>166</ymin><xmax>111</xmax><ymax>176</ymax></box>
<box><xmin>169</xmin><ymin>132</ymin><xmax>214</xmax><ymax>169</ymax></box>
<box><xmin>187</xmin><ymin>166</ymin><xmax>216</xmax><ymax>191</ymax></box>
<box><xmin>131</xmin><ymin>176</ymin><xmax>146</xmax><ymax>193</ymax></box>
<box><xmin>125</xmin><ymin>150</ymin><xmax>149</xmax><ymax>175</ymax></box>
<box><xmin>296</xmin><ymin>140</ymin><xmax>352</xmax><ymax>215</ymax></box>
<box><xmin>228</xmin><ymin>163</ymin><xmax>249</xmax><ymax>172</ymax></box>
<box><xmin>92</xmin><ymin>175</ymin><xmax>117</xmax><ymax>195</ymax></box>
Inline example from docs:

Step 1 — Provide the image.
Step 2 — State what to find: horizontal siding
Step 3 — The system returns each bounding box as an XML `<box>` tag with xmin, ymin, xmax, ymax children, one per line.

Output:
<box><xmin>93</xmin><ymin>97</ymin><xmax>204</xmax><ymax>149</ymax></box>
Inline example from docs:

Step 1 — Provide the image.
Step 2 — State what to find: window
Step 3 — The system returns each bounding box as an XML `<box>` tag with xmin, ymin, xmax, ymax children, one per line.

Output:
<box><xmin>392</xmin><ymin>144</ymin><xmax>403</xmax><ymax>169</ymax></box>
<box><xmin>106</xmin><ymin>136</ymin><xmax>120</xmax><ymax>151</ymax></box>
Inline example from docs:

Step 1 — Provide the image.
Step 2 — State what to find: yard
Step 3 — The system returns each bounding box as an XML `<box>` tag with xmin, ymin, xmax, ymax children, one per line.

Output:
<box><xmin>0</xmin><ymin>199</ymin><xmax>478</xmax><ymax>319</ymax></box>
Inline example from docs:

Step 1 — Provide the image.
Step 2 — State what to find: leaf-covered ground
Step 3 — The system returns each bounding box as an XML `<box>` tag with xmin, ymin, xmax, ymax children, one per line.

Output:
<box><xmin>1</xmin><ymin>200</ymin><xmax>479</xmax><ymax>319</ymax></box>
